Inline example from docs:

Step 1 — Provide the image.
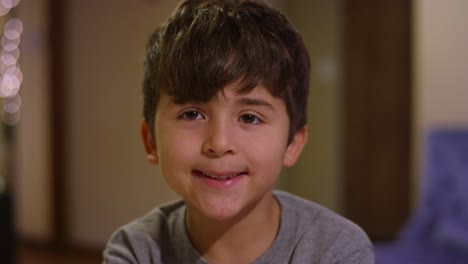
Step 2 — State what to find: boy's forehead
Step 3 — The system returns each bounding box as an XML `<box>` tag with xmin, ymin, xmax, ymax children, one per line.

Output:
<box><xmin>166</xmin><ymin>83</ymin><xmax>279</xmax><ymax>105</ymax></box>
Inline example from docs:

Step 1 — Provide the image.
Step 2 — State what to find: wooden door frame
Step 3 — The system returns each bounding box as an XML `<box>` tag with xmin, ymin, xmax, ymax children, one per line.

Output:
<box><xmin>342</xmin><ymin>0</ymin><xmax>412</xmax><ymax>240</ymax></box>
<box><xmin>50</xmin><ymin>0</ymin><xmax>68</xmax><ymax>246</ymax></box>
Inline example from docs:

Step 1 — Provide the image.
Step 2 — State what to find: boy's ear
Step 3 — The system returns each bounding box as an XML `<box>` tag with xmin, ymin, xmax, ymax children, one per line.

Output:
<box><xmin>283</xmin><ymin>126</ymin><xmax>308</xmax><ymax>167</ymax></box>
<box><xmin>140</xmin><ymin>120</ymin><xmax>159</xmax><ymax>164</ymax></box>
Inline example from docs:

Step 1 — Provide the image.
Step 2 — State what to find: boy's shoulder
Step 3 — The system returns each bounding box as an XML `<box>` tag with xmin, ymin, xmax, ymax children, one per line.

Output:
<box><xmin>275</xmin><ymin>189</ymin><xmax>359</xmax><ymax>229</ymax></box>
<box><xmin>271</xmin><ymin>190</ymin><xmax>374</xmax><ymax>263</ymax></box>
<box><xmin>275</xmin><ymin>190</ymin><xmax>368</xmax><ymax>236</ymax></box>
<box><xmin>111</xmin><ymin>198</ymin><xmax>185</xmax><ymax>238</ymax></box>
<box><xmin>102</xmin><ymin>198</ymin><xmax>203</xmax><ymax>264</ymax></box>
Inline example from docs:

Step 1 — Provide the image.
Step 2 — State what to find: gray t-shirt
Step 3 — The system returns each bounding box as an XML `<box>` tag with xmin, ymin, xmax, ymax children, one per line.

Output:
<box><xmin>103</xmin><ymin>190</ymin><xmax>374</xmax><ymax>263</ymax></box>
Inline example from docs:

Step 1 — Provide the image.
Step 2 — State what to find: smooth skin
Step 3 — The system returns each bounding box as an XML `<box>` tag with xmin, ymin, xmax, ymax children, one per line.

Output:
<box><xmin>141</xmin><ymin>83</ymin><xmax>308</xmax><ymax>264</ymax></box>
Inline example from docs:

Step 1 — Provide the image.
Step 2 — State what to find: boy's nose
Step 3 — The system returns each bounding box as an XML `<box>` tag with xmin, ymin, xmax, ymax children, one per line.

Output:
<box><xmin>202</xmin><ymin>122</ymin><xmax>238</xmax><ymax>158</ymax></box>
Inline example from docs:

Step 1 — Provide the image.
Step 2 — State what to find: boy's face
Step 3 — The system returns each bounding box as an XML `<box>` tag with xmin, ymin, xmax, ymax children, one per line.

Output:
<box><xmin>141</xmin><ymin>83</ymin><xmax>307</xmax><ymax>221</ymax></box>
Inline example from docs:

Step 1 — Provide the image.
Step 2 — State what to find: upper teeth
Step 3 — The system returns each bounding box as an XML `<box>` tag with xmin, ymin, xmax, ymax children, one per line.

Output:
<box><xmin>202</xmin><ymin>171</ymin><xmax>240</xmax><ymax>180</ymax></box>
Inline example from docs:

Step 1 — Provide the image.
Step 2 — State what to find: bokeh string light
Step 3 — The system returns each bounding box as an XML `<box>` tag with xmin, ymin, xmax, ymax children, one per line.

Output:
<box><xmin>0</xmin><ymin>0</ymin><xmax>22</xmax><ymax>126</ymax></box>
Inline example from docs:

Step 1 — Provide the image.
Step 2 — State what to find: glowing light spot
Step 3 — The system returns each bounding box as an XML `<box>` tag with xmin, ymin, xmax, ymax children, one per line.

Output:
<box><xmin>2</xmin><ymin>35</ymin><xmax>19</xmax><ymax>51</ymax></box>
<box><xmin>4</xmin><ymin>29</ymin><xmax>19</xmax><ymax>40</ymax></box>
<box><xmin>1</xmin><ymin>0</ymin><xmax>22</xmax><ymax>125</ymax></box>
<box><xmin>3</xmin><ymin>94</ymin><xmax>21</xmax><ymax>113</ymax></box>
<box><xmin>1</xmin><ymin>53</ymin><xmax>16</xmax><ymax>65</ymax></box>
<box><xmin>2</xmin><ymin>109</ymin><xmax>20</xmax><ymax>126</ymax></box>
<box><xmin>1</xmin><ymin>48</ymin><xmax>19</xmax><ymax>65</ymax></box>
<box><xmin>4</xmin><ymin>18</ymin><xmax>22</xmax><ymax>39</ymax></box>
<box><xmin>5</xmin><ymin>66</ymin><xmax>22</xmax><ymax>83</ymax></box>
<box><xmin>1</xmin><ymin>0</ymin><xmax>20</xmax><ymax>9</ymax></box>
<box><xmin>0</xmin><ymin>73</ymin><xmax>20</xmax><ymax>98</ymax></box>
<box><xmin>0</xmin><ymin>6</ymin><xmax>10</xmax><ymax>16</ymax></box>
<box><xmin>3</xmin><ymin>102</ymin><xmax>19</xmax><ymax>113</ymax></box>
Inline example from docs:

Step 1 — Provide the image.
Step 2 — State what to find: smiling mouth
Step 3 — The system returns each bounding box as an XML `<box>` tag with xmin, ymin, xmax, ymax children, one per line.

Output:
<box><xmin>194</xmin><ymin>170</ymin><xmax>245</xmax><ymax>180</ymax></box>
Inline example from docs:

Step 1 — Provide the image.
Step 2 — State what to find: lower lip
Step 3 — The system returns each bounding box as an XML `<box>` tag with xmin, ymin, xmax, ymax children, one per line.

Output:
<box><xmin>193</xmin><ymin>171</ymin><xmax>245</xmax><ymax>189</ymax></box>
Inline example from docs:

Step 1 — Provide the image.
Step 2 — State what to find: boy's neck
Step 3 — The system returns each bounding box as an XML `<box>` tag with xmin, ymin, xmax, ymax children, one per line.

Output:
<box><xmin>185</xmin><ymin>192</ymin><xmax>281</xmax><ymax>264</ymax></box>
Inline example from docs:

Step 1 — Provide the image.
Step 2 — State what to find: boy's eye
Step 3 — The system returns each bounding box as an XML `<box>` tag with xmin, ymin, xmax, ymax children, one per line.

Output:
<box><xmin>240</xmin><ymin>114</ymin><xmax>262</xmax><ymax>124</ymax></box>
<box><xmin>180</xmin><ymin>110</ymin><xmax>204</xmax><ymax>120</ymax></box>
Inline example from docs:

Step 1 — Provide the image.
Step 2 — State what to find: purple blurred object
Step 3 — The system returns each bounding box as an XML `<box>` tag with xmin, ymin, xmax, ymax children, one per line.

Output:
<box><xmin>375</xmin><ymin>129</ymin><xmax>468</xmax><ymax>264</ymax></box>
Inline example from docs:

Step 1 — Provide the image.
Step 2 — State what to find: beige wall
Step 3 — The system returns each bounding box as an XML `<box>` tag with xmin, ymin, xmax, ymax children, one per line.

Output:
<box><xmin>280</xmin><ymin>1</ymin><xmax>343</xmax><ymax>212</ymax></box>
<box><xmin>64</xmin><ymin>1</ymin><xmax>180</xmax><ymax>247</ymax></box>
<box><xmin>16</xmin><ymin>0</ymin><xmax>53</xmax><ymax>242</ymax></box>
<box><xmin>414</xmin><ymin>0</ymin><xmax>468</xmax><ymax>128</ymax></box>
<box><xmin>413</xmin><ymin>0</ymin><xmax>468</xmax><ymax>200</ymax></box>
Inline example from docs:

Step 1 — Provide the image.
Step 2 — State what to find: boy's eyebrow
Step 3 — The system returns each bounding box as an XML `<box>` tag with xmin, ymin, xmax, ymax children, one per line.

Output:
<box><xmin>237</xmin><ymin>97</ymin><xmax>276</xmax><ymax>111</ymax></box>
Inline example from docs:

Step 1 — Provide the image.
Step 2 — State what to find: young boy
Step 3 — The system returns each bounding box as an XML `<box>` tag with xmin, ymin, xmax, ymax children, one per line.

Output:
<box><xmin>103</xmin><ymin>0</ymin><xmax>374</xmax><ymax>263</ymax></box>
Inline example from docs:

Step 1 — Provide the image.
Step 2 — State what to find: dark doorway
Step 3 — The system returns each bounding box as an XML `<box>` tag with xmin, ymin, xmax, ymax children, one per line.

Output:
<box><xmin>342</xmin><ymin>0</ymin><xmax>412</xmax><ymax>240</ymax></box>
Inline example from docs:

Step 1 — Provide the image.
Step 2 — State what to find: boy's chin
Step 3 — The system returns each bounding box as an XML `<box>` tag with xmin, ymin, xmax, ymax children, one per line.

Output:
<box><xmin>197</xmin><ymin>204</ymin><xmax>245</xmax><ymax>222</ymax></box>
<box><xmin>185</xmin><ymin>189</ymin><xmax>277</xmax><ymax>224</ymax></box>
<box><xmin>193</xmin><ymin>197</ymin><xmax>275</xmax><ymax>225</ymax></box>
<box><xmin>187</xmin><ymin>198</ymin><xmax>253</xmax><ymax>224</ymax></box>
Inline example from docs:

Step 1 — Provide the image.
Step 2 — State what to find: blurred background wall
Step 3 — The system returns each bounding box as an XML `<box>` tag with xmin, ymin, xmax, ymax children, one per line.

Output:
<box><xmin>4</xmin><ymin>0</ymin><xmax>468</xmax><ymax>253</ymax></box>
<box><xmin>413</xmin><ymin>0</ymin><xmax>468</xmax><ymax>193</ymax></box>
<box><xmin>15</xmin><ymin>0</ymin><xmax>182</xmax><ymax>248</ymax></box>
<box><xmin>14</xmin><ymin>0</ymin><xmax>53</xmax><ymax>243</ymax></box>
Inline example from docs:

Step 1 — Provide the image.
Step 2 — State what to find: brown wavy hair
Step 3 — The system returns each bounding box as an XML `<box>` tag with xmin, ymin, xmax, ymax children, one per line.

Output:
<box><xmin>142</xmin><ymin>0</ymin><xmax>310</xmax><ymax>143</ymax></box>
